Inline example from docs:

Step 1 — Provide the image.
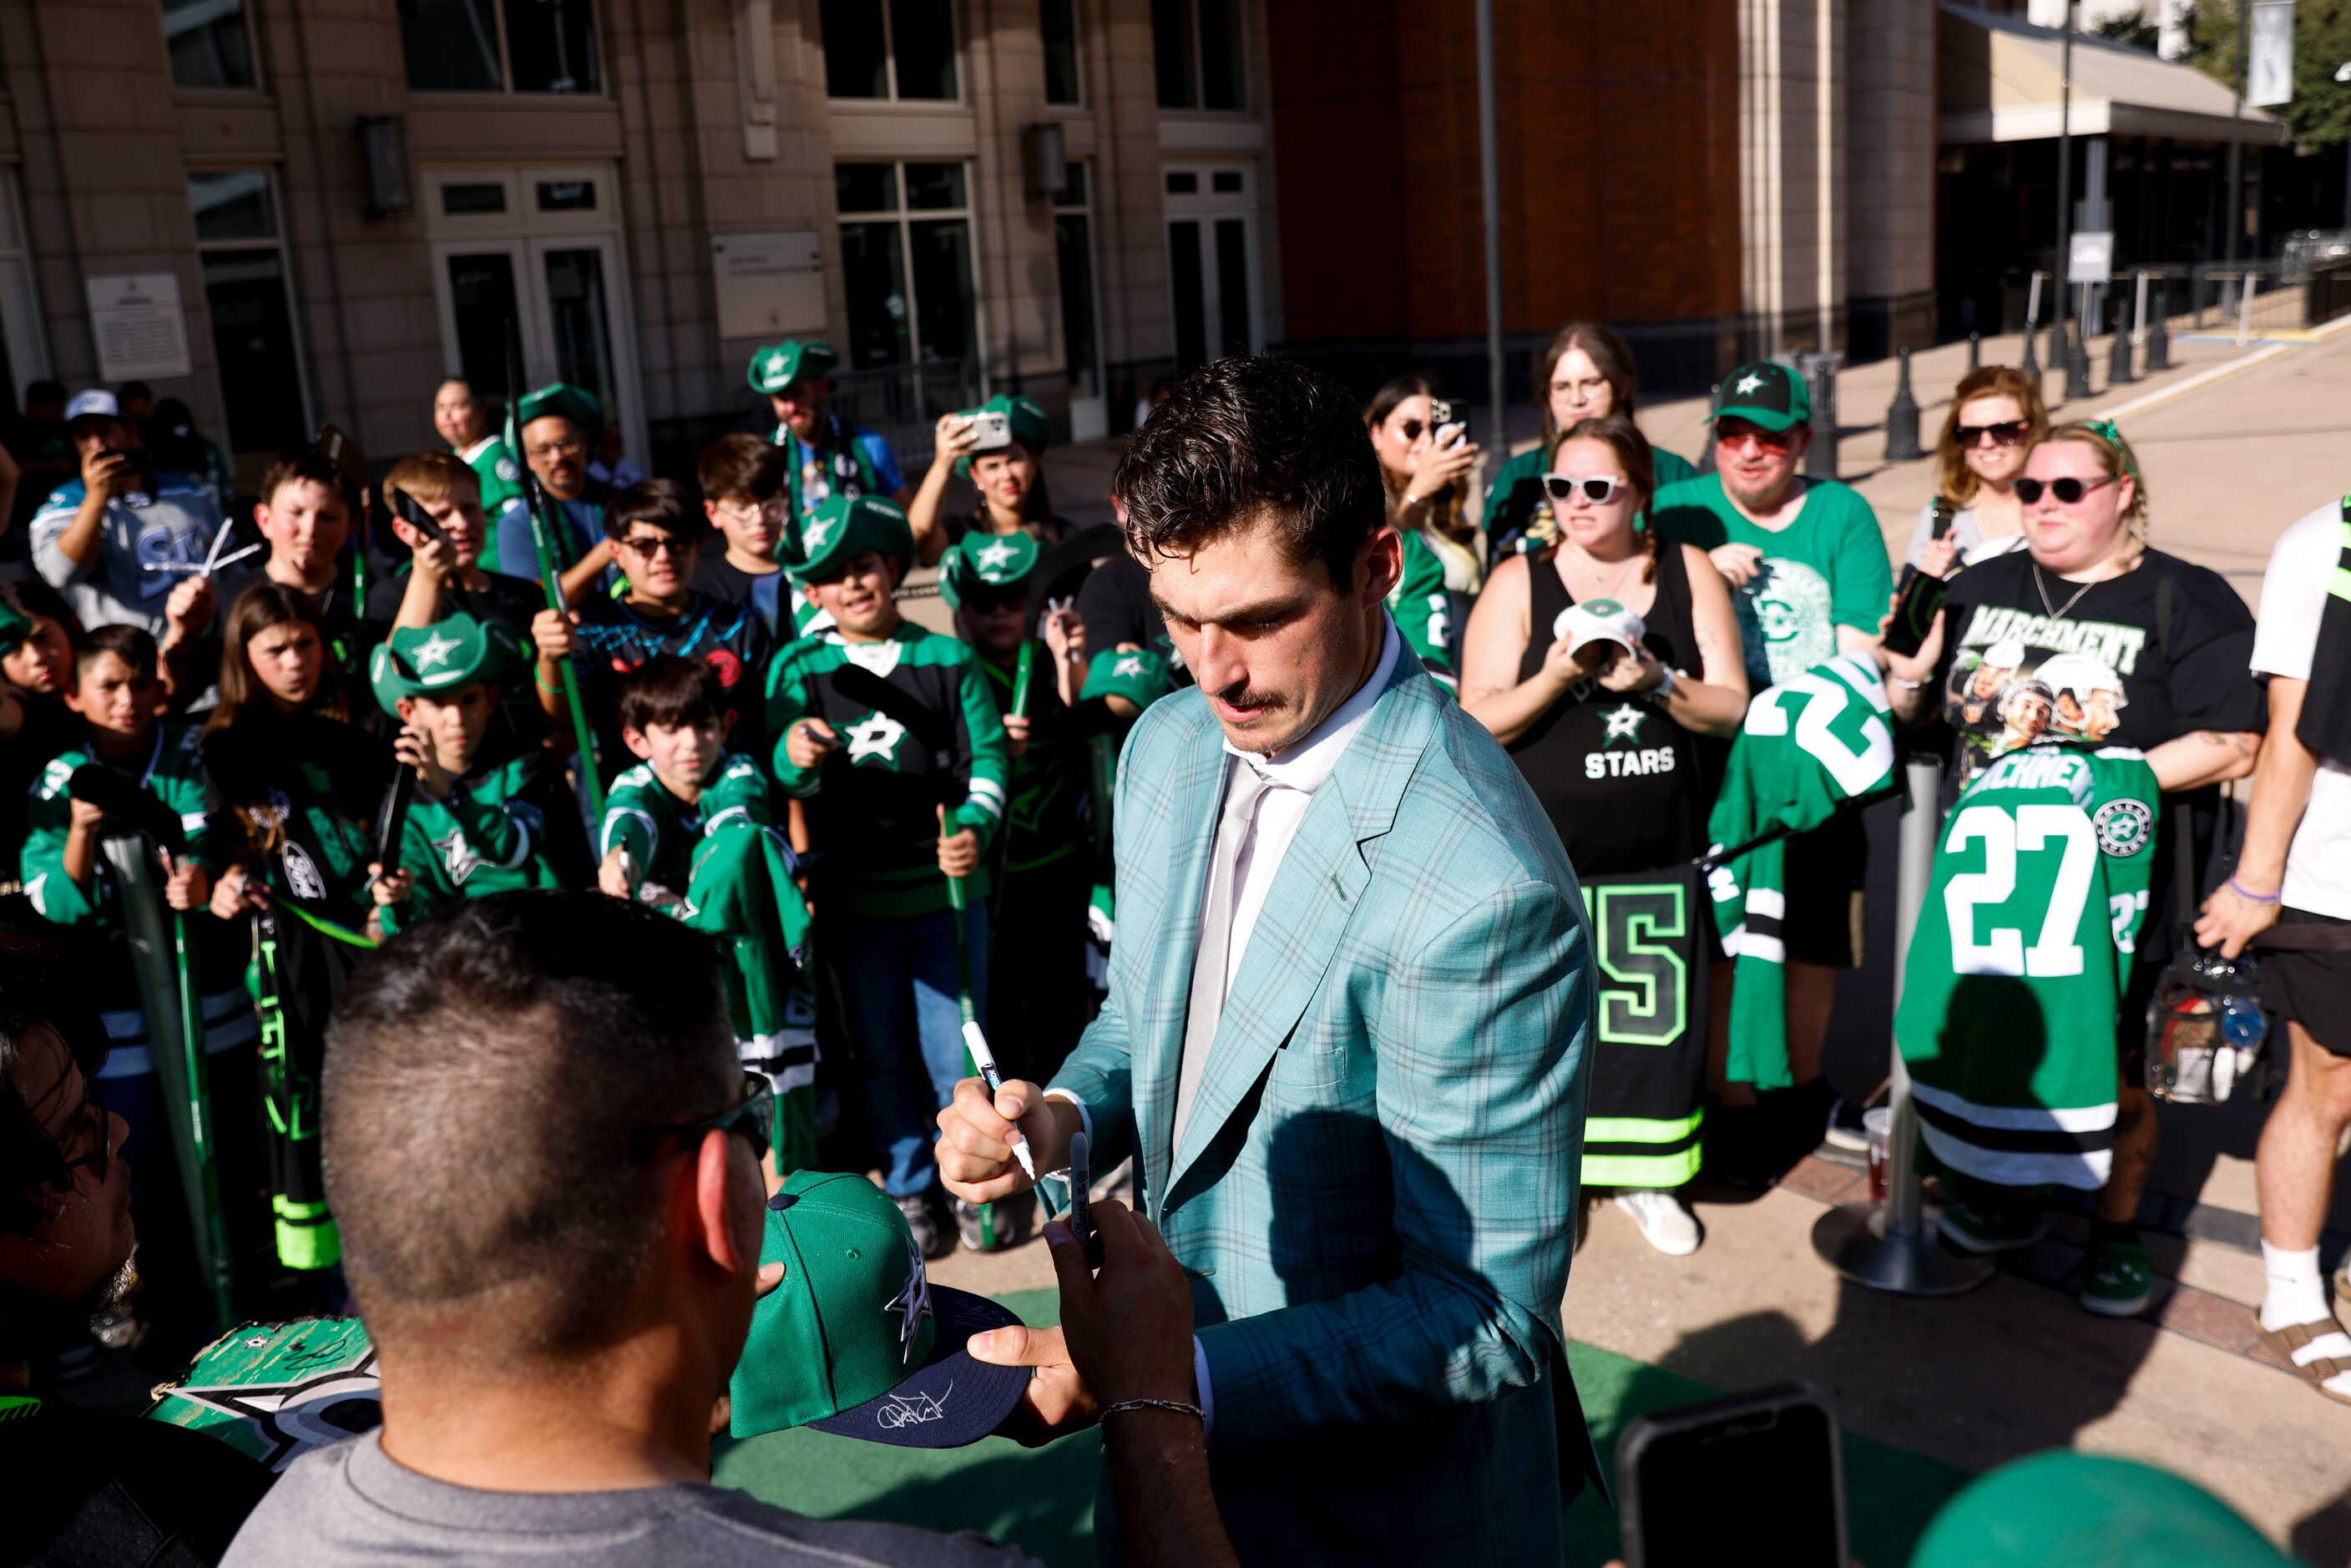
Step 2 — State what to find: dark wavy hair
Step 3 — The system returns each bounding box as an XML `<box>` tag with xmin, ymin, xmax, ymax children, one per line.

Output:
<box><xmin>1112</xmin><ymin>355</ymin><xmax>1387</xmax><ymax>592</ymax></box>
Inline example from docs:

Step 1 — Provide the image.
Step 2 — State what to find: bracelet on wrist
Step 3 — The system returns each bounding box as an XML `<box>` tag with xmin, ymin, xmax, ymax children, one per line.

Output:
<box><xmin>1100</xmin><ymin>1397</ymin><xmax>1205</xmax><ymax>1427</ymax></box>
<box><xmin>2226</xmin><ymin>876</ymin><xmax>2283</xmax><ymax>905</ymax></box>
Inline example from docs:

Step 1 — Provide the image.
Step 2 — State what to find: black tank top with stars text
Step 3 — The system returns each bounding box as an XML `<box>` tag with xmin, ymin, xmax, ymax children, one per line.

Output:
<box><xmin>1508</xmin><ymin>540</ymin><xmax>1711</xmax><ymax>873</ymax></box>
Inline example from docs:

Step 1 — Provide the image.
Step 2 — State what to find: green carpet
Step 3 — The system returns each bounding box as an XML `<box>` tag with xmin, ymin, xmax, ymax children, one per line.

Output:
<box><xmin>715</xmin><ymin>1287</ymin><xmax>1973</xmax><ymax>1565</ymax></box>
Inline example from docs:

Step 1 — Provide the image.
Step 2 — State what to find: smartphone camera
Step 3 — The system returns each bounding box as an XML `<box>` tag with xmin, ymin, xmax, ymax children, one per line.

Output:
<box><xmin>1427</xmin><ymin>399</ymin><xmax>1469</xmax><ymax>449</ymax></box>
<box><xmin>966</xmin><ymin>410</ymin><xmax>1014</xmax><ymax>455</ymax></box>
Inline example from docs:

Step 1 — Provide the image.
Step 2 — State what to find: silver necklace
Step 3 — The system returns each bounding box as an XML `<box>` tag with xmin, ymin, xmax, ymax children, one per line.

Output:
<box><xmin>1561</xmin><ymin>544</ymin><xmax>1641</xmax><ymax>605</ymax></box>
<box><xmin>2030</xmin><ymin>561</ymin><xmax>2098</xmax><ymax>622</ymax></box>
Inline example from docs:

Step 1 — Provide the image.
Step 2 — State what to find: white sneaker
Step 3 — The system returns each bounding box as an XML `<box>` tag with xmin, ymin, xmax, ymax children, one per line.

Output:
<box><xmin>1615</xmin><ymin>1188</ymin><xmax>1702</xmax><ymax>1257</ymax></box>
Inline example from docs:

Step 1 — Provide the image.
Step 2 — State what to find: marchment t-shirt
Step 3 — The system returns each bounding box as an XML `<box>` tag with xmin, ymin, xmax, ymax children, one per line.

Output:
<box><xmin>1651</xmin><ymin>474</ymin><xmax>1893</xmax><ymax>691</ymax></box>
<box><xmin>222</xmin><ymin>1431</ymin><xmax>1039</xmax><ymax>1568</ymax></box>
<box><xmin>2251</xmin><ymin>501</ymin><xmax>2351</xmax><ymax>918</ymax></box>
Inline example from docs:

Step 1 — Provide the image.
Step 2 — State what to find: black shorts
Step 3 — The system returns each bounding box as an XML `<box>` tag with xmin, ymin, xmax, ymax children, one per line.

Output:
<box><xmin>1781</xmin><ymin>810</ymin><xmax>1868</xmax><ymax>969</ymax></box>
<box><xmin>2262</xmin><ymin>908</ymin><xmax>2351</xmax><ymax>1058</ymax></box>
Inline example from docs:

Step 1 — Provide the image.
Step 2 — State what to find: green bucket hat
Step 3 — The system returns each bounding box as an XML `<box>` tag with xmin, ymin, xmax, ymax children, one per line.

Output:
<box><xmin>784</xmin><ymin>493</ymin><xmax>913</xmax><ymax>584</ymax></box>
<box><xmin>747</xmin><ymin>339</ymin><xmax>840</xmax><ymax>395</ymax></box>
<box><xmin>938</xmin><ymin>529</ymin><xmax>1040</xmax><ymax>610</ymax></box>
<box><xmin>726</xmin><ymin>1170</ymin><xmax>1028</xmax><ymax>1447</ymax></box>
<box><xmin>1910</xmin><ymin>1452</ymin><xmax>2295</xmax><ymax>1568</ymax></box>
<box><xmin>514</xmin><ymin>382</ymin><xmax>604</xmax><ymax>437</ymax></box>
<box><xmin>367</xmin><ymin>612</ymin><xmax>528</xmax><ymax>715</ymax></box>
<box><xmin>0</xmin><ymin>600</ymin><xmax>31</xmax><ymax>658</ymax></box>
<box><xmin>1080</xmin><ymin>645</ymin><xmax>1174</xmax><ymax>711</ymax></box>
<box><xmin>1709</xmin><ymin>361</ymin><xmax>1811</xmax><ymax>432</ymax></box>
<box><xmin>953</xmin><ymin>393</ymin><xmax>1051</xmax><ymax>477</ymax></box>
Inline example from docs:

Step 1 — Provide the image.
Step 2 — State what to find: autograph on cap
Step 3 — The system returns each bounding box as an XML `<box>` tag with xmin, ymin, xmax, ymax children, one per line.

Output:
<box><xmin>876</xmin><ymin>1383</ymin><xmax>951</xmax><ymax>1429</ymax></box>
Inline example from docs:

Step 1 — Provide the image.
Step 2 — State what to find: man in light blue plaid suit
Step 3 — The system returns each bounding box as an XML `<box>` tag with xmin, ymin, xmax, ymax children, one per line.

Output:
<box><xmin>938</xmin><ymin>357</ymin><xmax>1599</xmax><ymax>1564</ymax></box>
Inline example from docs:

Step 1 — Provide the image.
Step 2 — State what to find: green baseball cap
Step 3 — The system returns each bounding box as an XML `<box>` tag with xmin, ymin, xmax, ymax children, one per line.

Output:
<box><xmin>726</xmin><ymin>1171</ymin><xmax>1028</xmax><ymax>1447</ymax></box>
<box><xmin>1910</xmin><ymin>1452</ymin><xmax>2295</xmax><ymax>1568</ymax></box>
<box><xmin>0</xmin><ymin>600</ymin><xmax>31</xmax><ymax>658</ymax></box>
<box><xmin>367</xmin><ymin>613</ymin><xmax>528</xmax><ymax>714</ymax></box>
<box><xmin>953</xmin><ymin>393</ymin><xmax>1051</xmax><ymax>477</ymax></box>
<box><xmin>1710</xmin><ymin>361</ymin><xmax>1811</xmax><ymax>432</ymax></box>
<box><xmin>747</xmin><ymin>339</ymin><xmax>840</xmax><ymax>395</ymax></box>
<box><xmin>784</xmin><ymin>493</ymin><xmax>913</xmax><ymax>584</ymax></box>
<box><xmin>938</xmin><ymin>529</ymin><xmax>1039</xmax><ymax>610</ymax></box>
<box><xmin>514</xmin><ymin>382</ymin><xmax>604</xmax><ymax>437</ymax></box>
<box><xmin>1081</xmin><ymin>646</ymin><xmax>1174</xmax><ymax>710</ymax></box>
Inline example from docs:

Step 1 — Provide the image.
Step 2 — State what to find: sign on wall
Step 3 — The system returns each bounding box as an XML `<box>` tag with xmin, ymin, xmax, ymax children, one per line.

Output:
<box><xmin>85</xmin><ymin>273</ymin><xmax>193</xmax><ymax>382</ymax></box>
<box><xmin>711</xmin><ymin>230</ymin><xmax>827</xmax><ymax>341</ymax></box>
<box><xmin>2068</xmin><ymin>230</ymin><xmax>2115</xmax><ymax>286</ymax></box>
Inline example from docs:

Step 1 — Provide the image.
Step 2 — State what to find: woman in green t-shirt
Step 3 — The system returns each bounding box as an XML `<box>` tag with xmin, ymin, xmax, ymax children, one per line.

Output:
<box><xmin>1485</xmin><ymin>321</ymin><xmax>1700</xmax><ymax>558</ymax></box>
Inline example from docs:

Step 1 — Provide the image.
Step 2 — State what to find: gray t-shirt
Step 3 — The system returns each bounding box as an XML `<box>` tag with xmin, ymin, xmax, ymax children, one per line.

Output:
<box><xmin>29</xmin><ymin>473</ymin><xmax>227</xmax><ymax>635</ymax></box>
<box><xmin>224</xmin><ymin>1432</ymin><xmax>1043</xmax><ymax>1568</ymax></box>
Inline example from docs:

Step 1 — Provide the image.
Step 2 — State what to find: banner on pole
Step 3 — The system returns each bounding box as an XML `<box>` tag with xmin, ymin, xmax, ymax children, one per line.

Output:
<box><xmin>2249</xmin><ymin>1</ymin><xmax>2295</xmax><ymax>107</ymax></box>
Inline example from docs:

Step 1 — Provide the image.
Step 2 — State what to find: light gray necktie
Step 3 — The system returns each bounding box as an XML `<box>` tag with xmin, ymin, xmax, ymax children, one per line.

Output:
<box><xmin>1172</xmin><ymin>761</ymin><xmax>1274</xmax><ymax>1151</ymax></box>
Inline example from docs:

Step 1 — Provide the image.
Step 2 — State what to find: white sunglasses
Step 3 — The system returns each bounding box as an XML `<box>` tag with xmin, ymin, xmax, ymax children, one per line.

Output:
<box><xmin>1543</xmin><ymin>473</ymin><xmax>1627</xmax><ymax>506</ymax></box>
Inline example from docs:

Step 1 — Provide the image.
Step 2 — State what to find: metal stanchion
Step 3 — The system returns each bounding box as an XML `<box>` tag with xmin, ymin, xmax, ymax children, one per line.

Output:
<box><xmin>1812</xmin><ymin>756</ymin><xmax>1997</xmax><ymax>1296</ymax></box>
<box><xmin>1883</xmin><ymin>346</ymin><xmax>1922</xmax><ymax>462</ymax></box>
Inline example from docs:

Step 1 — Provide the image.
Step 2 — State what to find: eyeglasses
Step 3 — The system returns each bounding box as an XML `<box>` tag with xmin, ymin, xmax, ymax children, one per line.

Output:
<box><xmin>2013</xmin><ymin>474</ymin><xmax>2119</xmax><ymax>507</ymax></box>
<box><xmin>1954</xmin><ymin>419</ymin><xmax>2031</xmax><ymax>449</ymax></box>
<box><xmin>714</xmin><ymin>498</ymin><xmax>786</xmax><ymax>524</ymax></box>
<box><xmin>524</xmin><ymin>437</ymin><xmax>586</xmax><ymax>461</ymax></box>
<box><xmin>1542</xmin><ymin>473</ymin><xmax>1627</xmax><ymax>506</ymax></box>
<box><xmin>48</xmin><ymin>1077</ymin><xmax>112</xmax><ymax>1194</ymax></box>
<box><xmin>1716</xmin><ymin>425</ymin><xmax>1797</xmax><ymax>456</ymax></box>
<box><xmin>615</xmin><ymin>533</ymin><xmax>697</xmax><ymax>558</ymax></box>
<box><xmin>632</xmin><ymin>1072</ymin><xmax>773</xmax><ymax>1164</ymax></box>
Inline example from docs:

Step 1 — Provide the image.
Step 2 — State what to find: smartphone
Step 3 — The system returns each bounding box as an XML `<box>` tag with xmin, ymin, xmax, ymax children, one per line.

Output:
<box><xmin>1881</xmin><ymin>569</ymin><xmax>1949</xmax><ymax>659</ymax></box>
<box><xmin>1427</xmin><ymin>398</ymin><xmax>1469</xmax><ymax>448</ymax></box>
<box><xmin>967</xmin><ymin>410</ymin><xmax>1013</xmax><ymax>454</ymax></box>
<box><xmin>1066</xmin><ymin>1130</ymin><xmax>1103</xmax><ymax>1267</ymax></box>
<box><xmin>1617</xmin><ymin>1383</ymin><xmax>1847</xmax><ymax>1568</ymax></box>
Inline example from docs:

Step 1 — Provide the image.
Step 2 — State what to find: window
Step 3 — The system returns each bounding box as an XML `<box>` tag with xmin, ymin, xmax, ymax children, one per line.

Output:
<box><xmin>401</xmin><ymin>0</ymin><xmax>602</xmax><ymax>95</ymax></box>
<box><xmin>1054</xmin><ymin>163</ymin><xmax>1100</xmax><ymax>404</ymax></box>
<box><xmin>163</xmin><ymin>0</ymin><xmax>257</xmax><ymax>89</ymax></box>
<box><xmin>822</xmin><ymin>0</ymin><xmax>958</xmax><ymax>101</ymax></box>
<box><xmin>835</xmin><ymin>161</ymin><xmax>978</xmax><ymax>371</ymax></box>
<box><xmin>1042</xmin><ymin>0</ymin><xmax>1081</xmax><ymax>105</ymax></box>
<box><xmin>1153</xmin><ymin>0</ymin><xmax>1244</xmax><ymax>110</ymax></box>
<box><xmin>188</xmin><ymin>171</ymin><xmax>311</xmax><ymax>456</ymax></box>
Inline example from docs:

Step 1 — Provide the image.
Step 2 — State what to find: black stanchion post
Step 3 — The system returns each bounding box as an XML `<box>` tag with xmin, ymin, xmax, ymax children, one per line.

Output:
<box><xmin>2107</xmin><ymin>312</ymin><xmax>2136</xmax><ymax>385</ymax></box>
<box><xmin>2146</xmin><ymin>281</ymin><xmax>2172</xmax><ymax>372</ymax></box>
<box><xmin>1883</xmin><ymin>346</ymin><xmax>1923</xmax><ymax>462</ymax></box>
<box><xmin>1798</xmin><ymin>352</ymin><xmax>1843</xmax><ymax>481</ymax></box>
<box><xmin>2064</xmin><ymin>313</ymin><xmax>2095</xmax><ymax>402</ymax></box>
<box><xmin>1967</xmin><ymin>331</ymin><xmax>1980</xmax><ymax>373</ymax></box>
<box><xmin>2020</xmin><ymin>320</ymin><xmax>2041</xmax><ymax>383</ymax></box>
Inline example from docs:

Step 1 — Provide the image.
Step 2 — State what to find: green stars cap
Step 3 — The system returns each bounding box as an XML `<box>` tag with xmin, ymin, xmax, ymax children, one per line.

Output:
<box><xmin>747</xmin><ymin>339</ymin><xmax>840</xmax><ymax>395</ymax></box>
<box><xmin>1910</xmin><ymin>1452</ymin><xmax>2294</xmax><ymax>1568</ymax></box>
<box><xmin>953</xmin><ymin>393</ymin><xmax>1051</xmax><ymax>477</ymax></box>
<box><xmin>784</xmin><ymin>493</ymin><xmax>913</xmax><ymax>584</ymax></box>
<box><xmin>1080</xmin><ymin>645</ymin><xmax>1174</xmax><ymax>710</ymax></box>
<box><xmin>514</xmin><ymin>382</ymin><xmax>604</xmax><ymax>437</ymax></box>
<box><xmin>726</xmin><ymin>1171</ymin><xmax>1029</xmax><ymax>1447</ymax></box>
<box><xmin>938</xmin><ymin>529</ymin><xmax>1039</xmax><ymax>610</ymax></box>
<box><xmin>0</xmin><ymin>600</ymin><xmax>30</xmax><ymax>657</ymax></box>
<box><xmin>367</xmin><ymin>613</ymin><xmax>528</xmax><ymax>714</ymax></box>
<box><xmin>1710</xmin><ymin>361</ymin><xmax>1811</xmax><ymax>432</ymax></box>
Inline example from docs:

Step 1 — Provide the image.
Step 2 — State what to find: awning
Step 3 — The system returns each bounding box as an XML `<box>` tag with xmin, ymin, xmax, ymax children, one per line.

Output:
<box><xmin>1939</xmin><ymin>3</ymin><xmax>2288</xmax><ymax>146</ymax></box>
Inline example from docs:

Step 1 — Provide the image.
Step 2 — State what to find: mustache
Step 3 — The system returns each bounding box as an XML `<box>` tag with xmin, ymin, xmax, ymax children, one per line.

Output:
<box><xmin>1208</xmin><ymin>678</ymin><xmax>1283</xmax><ymax>713</ymax></box>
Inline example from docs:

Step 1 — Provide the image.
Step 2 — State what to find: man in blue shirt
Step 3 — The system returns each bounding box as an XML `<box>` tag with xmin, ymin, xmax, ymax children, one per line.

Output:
<box><xmin>746</xmin><ymin>340</ymin><xmax>910</xmax><ymax>552</ymax></box>
<box><xmin>494</xmin><ymin>382</ymin><xmax>614</xmax><ymax>604</ymax></box>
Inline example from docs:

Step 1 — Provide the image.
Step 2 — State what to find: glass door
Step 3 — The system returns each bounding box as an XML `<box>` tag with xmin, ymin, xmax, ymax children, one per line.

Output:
<box><xmin>437</xmin><ymin>243</ymin><xmax>530</xmax><ymax>403</ymax></box>
<box><xmin>1163</xmin><ymin>166</ymin><xmax>1261</xmax><ymax>377</ymax></box>
<box><xmin>533</xmin><ymin>238</ymin><xmax>620</xmax><ymax>427</ymax></box>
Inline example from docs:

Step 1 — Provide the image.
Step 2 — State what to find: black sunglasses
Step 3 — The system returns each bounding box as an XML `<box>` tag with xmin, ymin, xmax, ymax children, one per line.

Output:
<box><xmin>2013</xmin><ymin>474</ymin><xmax>2118</xmax><ymax>506</ymax></box>
<box><xmin>1953</xmin><ymin>419</ymin><xmax>2031</xmax><ymax>448</ymax></box>
<box><xmin>632</xmin><ymin>1072</ymin><xmax>772</xmax><ymax>1163</ymax></box>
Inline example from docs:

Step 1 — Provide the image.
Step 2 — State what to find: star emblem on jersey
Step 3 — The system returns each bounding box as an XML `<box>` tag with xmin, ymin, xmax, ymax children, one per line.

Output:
<box><xmin>1601</xmin><ymin>704</ymin><xmax>1649</xmax><ymax>746</ymax></box>
<box><xmin>974</xmin><ymin>539</ymin><xmax>1018</xmax><ymax>576</ymax></box>
<box><xmin>410</xmin><ymin>630</ymin><xmax>461</xmax><ymax>670</ymax></box>
<box><xmin>1733</xmin><ymin>372</ymin><xmax>1765</xmax><ymax>395</ymax></box>
<box><xmin>843</xmin><ymin>711</ymin><xmax>907</xmax><ymax>764</ymax></box>
<box><xmin>883</xmin><ymin>1233</ymin><xmax>933</xmax><ymax>1364</ymax></box>
<box><xmin>2093</xmin><ymin>797</ymin><xmax>2152</xmax><ymax>857</ymax></box>
<box><xmin>432</xmin><ymin>829</ymin><xmax>486</xmax><ymax>886</ymax></box>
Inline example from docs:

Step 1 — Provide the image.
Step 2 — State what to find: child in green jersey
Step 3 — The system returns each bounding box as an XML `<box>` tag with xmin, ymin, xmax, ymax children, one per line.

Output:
<box><xmin>767</xmin><ymin>493</ymin><xmax>1009</xmax><ymax>1255</ymax></box>
<box><xmin>599</xmin><ymin>656</ymin><xmax>816</xmax><ymax>1180</ymax></box>
<box><xmin>365</xmin><ymin>614</ymin><xmax>584</xmax><ymax>934</ymax></box>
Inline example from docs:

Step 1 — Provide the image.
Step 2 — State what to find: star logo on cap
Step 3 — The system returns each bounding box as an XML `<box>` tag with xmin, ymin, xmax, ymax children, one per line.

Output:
<box><xmin>843</xmin><ymin>711</ymin><xmax>907</xmax><ymax>764</ymax></box>
<box><xmin>882</xmin><ymin>1233</ymin><xmax>934</xmax><ymax>1364</ymax></box>
<box><xmin>764</xmin><ymin>350</ymin><xmax>790</xmax><ymax>382</ymax></box>
<box><xmin>801</xmin><ymin>515</ymin><xmax>834</xmax><ymax>554</ymax></box>
<box><xmin>1113</xmin><ymin>654</ymin><xmax>1144</xmax><ymax>678</ymax></box>
<box><xmin>411</xmin><ymin>630</ymin><xmax>461</xmax><ymax>670</ymax></box>
<box><xmin>973</xmin><ymin>539</ymin><xmax>1018</xmax><ymax>576</ymax></box>
<box><xmin>1733</xmin><ymin>372</ymin><xmax>1765</xmax><ymax>395</ymax></box>
<box><xmin>1601</xmin><ymin>704</ymin><xmax>1648</xmax><ymax>746</ymax></box>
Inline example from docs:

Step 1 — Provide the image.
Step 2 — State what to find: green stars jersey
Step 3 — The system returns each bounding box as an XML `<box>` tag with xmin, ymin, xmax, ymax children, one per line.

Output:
<box><xmin>599</xmin><ymin>752</ymin><xmax>774</xmax><ymax>896</ymax></box>
<box><xmin>1703</xmin><ymin>652</ymin><xmax>1897</xmax><ymax>1087</ymax></box>
<box><xmin>1898</xmin><ymin>744</ymin><xmax>2158</xmax><ymax>1190</ymax></box>
<box><xmin>1385</xmin><ymin>529</ymin><xmax>1458</xmax><ymax>691</ymax></box>
<box><xmin>766</xmin><ymin>625</ymin><xmax>1011</xmax><ymax>917</ymax></box>
<box><xmin>375</xmin><ymin>746</ymin><xmax>580</xmax><ymax>935</ymax></box>
<box><xmin>459</xmin><ymin>434</ymin><xmax>524</xmax><ymax>572</ymax></box>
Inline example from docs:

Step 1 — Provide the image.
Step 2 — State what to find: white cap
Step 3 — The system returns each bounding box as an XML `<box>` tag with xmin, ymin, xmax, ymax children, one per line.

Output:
<box><xmin>63</xmin><ymin>389</ymin><xmax>120</xmax><ymax>424</ymax></box>
<box><xmin>1552</xmin><ymin>598</ymin><xmax>1647</xmax><ymax>659</ymax></box>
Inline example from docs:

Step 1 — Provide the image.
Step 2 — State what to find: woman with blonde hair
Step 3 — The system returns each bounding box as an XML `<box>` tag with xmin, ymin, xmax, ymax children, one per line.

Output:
<box><xmin>1904</xmin><ymin>364</ymin><xmax>2050</xmax><ymax>578</ymax></box>
<box><xmin>1886</xmin><ymin>418</ymin><xmax>2264</xmax><ymax>1317</ymax></box>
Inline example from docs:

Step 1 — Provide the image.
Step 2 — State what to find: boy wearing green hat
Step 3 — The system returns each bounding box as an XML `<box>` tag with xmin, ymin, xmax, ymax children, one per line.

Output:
<box><xmin>365</xmin><ymin>613</ymin><xmax>587</xmax><ymax>933</ymax></box>
<box><xmin>1650</xmin><ymin>359</ymin><xmax>1893</xmax><ymax>1157</ymax></box>
<box><xmin>908</xmin><ymin>394</ymin><xmax>1060</xmax><ymax>566</ymax></box>
<box><xmin>494</xmin><ymin>381</ymin><xmax>618</xmax><ymax>604</ymax></box>
<box><xmin>746</xmin><ymin>339</ymin><xmax>909</xmax><ymax>555</ymax></box>
<box><xmin>941</xmin><ymin>529</ymin><xmax>1099</xmax><ymax>1084</ymax></box>
<box><xmin>767</xmin><ymin>493</ymin><xmax>1009</xmax><ymax>1255</ymax></box>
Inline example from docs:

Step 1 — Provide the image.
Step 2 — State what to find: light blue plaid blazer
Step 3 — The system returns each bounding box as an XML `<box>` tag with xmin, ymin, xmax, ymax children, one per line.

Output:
<box><xmin>1054</xmin><ymin>651</ymin><xmax>1597</xmax><ymax>1565</ymax></box>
